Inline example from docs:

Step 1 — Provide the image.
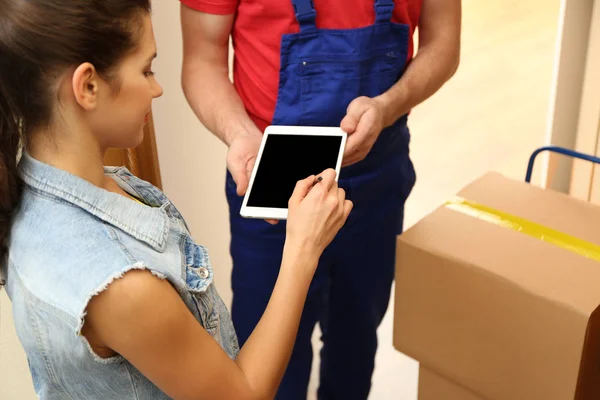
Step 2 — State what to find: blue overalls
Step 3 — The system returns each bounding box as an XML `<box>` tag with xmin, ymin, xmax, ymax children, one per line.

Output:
<box><xmin>225</xmin><ymin>1</ymin><xmax>416</xmax><ymax>398</ymax></box>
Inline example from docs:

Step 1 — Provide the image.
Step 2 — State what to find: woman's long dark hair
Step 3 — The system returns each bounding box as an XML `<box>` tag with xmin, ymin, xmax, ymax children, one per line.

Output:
<box><xmin>0</xmin><ymin>0</ymin><xmax>151</xmax><ymax>283</ymax></box>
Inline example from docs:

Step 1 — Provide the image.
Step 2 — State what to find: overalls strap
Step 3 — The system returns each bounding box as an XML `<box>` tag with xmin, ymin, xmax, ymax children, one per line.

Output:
<box><xmin>291</xmin><ymin>0</ymin><xmax>317</xmax><ymax>31</ymax></box>
<box><xmin>375</xmin><ymin>0</ymin><xmax>395</xmax><ymax>23</ymax></box>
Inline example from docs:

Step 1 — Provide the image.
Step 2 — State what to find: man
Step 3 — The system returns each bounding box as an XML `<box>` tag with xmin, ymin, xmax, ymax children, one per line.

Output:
<box><xmin>180</xmin><ymin>1</ymin><xmax>461</xmax><ymax>398</ymax></box>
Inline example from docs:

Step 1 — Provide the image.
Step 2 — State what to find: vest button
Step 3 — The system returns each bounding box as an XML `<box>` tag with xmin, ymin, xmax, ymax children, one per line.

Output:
<box><xmin>197</xmin><ymin>267</ymin><xmax>209</xmax><ymax>279</ymax></box>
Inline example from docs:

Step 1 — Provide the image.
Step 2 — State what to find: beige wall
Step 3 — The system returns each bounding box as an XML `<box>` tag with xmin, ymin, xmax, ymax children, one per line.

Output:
<box><xmin>0</xmin><ymin>2</ymin><xmax>233</xmax><ymax>398</ymax></box>
<box><xmin>150</xmin><ymin>2</ymin><xmax>234</xmax><ymax>308</ymax></box>
<box><xmin>0</xmin><ymin>292</ymin><xmax>35</xmax><ymax>398</ymax></box>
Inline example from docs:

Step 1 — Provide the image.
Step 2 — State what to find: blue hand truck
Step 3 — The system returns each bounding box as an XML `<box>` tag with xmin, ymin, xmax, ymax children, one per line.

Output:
<box><xmin>525</xmin><ymin>146</ymin><xmax>600</xmax><ymax>184</ymax></box>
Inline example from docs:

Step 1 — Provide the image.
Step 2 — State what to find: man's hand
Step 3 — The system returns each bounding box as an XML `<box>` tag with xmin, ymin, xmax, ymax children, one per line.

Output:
<box><xmin>339</xmin><ymin>0</ymin><xmax>461</xmax><ymax>168</ymax></box>
<box><xmin>340</xmin><ymin>96</ymin><xmax>387</xmax><ymax>166</ymax></box>
<box><xmin>227</xmin><ymin>133</ymin><xmax>279</xmax><ymax>225</ymax></box>
<box><xmin>226</xmin><ymin>133</ymin><xmax>262</xmax><ymax>196</ymax></box>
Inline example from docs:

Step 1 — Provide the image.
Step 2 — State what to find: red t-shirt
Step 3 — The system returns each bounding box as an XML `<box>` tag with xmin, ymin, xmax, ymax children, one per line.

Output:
<box><xmin>181</xmin><ymin>0</ymin><xmax>422</xmax><ymax>131</ymax></box>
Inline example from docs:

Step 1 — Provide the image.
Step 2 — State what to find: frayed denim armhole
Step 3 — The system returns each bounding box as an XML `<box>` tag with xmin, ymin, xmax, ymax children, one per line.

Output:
<box><xmin>75</xmin><ymin>262</ymin><xmax>167</xmax><ymax>363</ymax></box>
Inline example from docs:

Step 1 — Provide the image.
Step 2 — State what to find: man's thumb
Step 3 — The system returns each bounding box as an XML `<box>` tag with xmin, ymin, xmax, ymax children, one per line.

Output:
<box><xmin>236</xmin><ymin>174</ymin><xmax>249</xmax><ymax>196</ymax></box>
<box><xmin>341</xmin><ymin>98</ymin><xmax>368</xmax><ymax>133</ymax></box>
<box><xmin>229</xmin><ymin>162</ymin><xmax>248</xmax><ymax>196</ymax></box>
<box><xmin>341</xmin><ymin>114</ymin><xmax>358</xmax><ymax>134</ymax></box>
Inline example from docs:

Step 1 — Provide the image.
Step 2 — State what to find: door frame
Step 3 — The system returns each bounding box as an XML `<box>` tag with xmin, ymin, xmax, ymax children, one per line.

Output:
<box><xmin>570</xmin><ymin>0</ymin><xmax>600</xmax><ymax>202</ymax></box>
<box><xmin>543</xmin><ymin>0</ymin><xmax>596</xmax><ymax>193</ymax></box>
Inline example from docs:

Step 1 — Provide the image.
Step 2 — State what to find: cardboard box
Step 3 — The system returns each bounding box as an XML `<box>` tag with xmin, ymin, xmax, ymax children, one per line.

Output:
<box><xmin>394</xmin><ymin>172</ymin><xmax>600</xmax><ymax>400</ymax></box>
<box><xmin>418</xmin><ymin>366</ymin><xmax>483</xmax><ymax>400</ymax></box>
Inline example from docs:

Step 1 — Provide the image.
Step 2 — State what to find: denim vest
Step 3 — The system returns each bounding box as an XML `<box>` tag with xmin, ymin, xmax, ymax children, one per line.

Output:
<box><xmin>3</xmin><ymin>154</ymin><xmax>239</xmax><ymax>399</ymax></box>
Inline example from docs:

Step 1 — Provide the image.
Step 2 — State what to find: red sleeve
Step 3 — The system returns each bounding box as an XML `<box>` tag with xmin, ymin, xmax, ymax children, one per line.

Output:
<box><xmin>180</xmin><ymin>0</ymin><xmax>238</xmax><ymax>15</ymax></box>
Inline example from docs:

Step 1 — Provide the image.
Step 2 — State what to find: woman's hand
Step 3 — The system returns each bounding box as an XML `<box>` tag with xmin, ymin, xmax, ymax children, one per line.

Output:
<box><xmin>284</xmin><ymin>168</ymin><xmax>353</xmax><ymax>267</ymax></box>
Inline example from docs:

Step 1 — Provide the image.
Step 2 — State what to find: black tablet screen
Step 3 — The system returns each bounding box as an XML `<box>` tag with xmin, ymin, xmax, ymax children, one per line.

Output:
<box><xmin>246</xmin><ymin>134</ymin><xmax>343</xmax><ymax>209</ymax></box>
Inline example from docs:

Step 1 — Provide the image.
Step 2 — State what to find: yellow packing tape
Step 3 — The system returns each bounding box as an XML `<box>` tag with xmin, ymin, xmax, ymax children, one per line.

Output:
<box><xmin>445</xmin><ymin>197</ymin><xmax>600</xmax><ymax>263</ymax></box>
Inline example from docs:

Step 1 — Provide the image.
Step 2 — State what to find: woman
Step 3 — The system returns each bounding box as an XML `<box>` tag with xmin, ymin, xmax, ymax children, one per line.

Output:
<box><xmin>0</xmin><ymin>1</ymin><xmax>352</xmax><ymax>398</ymax></box>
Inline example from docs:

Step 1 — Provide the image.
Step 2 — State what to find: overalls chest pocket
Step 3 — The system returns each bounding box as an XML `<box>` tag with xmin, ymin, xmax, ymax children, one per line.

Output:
<box><xmin>182</xmin><ymin>235</ymin><xmax>221</xmax><ymax>337</ymax></box>
<box><xmin>298</xmin><ymin>50</ymin><xmax>405</xmax><ymax>126</ymax></box>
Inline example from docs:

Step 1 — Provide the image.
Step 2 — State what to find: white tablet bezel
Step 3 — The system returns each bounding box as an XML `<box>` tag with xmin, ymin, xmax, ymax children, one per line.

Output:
<box><xmin>240</xmin><ymin>125</ymin><xmax>347</xmax><ymax>220</ymax></box>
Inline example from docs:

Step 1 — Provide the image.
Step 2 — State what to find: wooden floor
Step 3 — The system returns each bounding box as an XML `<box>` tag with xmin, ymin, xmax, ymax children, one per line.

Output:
<box><xmin>0</xmin><ymin>1</ymin><xmax>561</xmax><ymax>399</ymax></box>
<box><xmin>307</xmin><ymin>0</ymin><xmax>561</xmax><ymax>398</ymax></box>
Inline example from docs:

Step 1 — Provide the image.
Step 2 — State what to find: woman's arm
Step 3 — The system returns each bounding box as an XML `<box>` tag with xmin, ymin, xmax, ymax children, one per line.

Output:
<box><xmin>83</xmin><ymin>170</ymin><xmax>352</xmax><ymax>400</ymax></box>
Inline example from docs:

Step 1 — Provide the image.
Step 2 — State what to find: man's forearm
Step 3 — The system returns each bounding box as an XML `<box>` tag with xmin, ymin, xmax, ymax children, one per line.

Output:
<box><xmin>376</xmin><ymin>0</ymin><xmax>461</xmax><ymax>127</ymax></box>
<box><xmin>182</xmin><ymin>61</ymin><xmax>261</xmax><ymax>146</ymax></box>
<box><xmin>377</xmin><ymin>42</ymin><xmax>460</xmax><ymax>128</ymax></box>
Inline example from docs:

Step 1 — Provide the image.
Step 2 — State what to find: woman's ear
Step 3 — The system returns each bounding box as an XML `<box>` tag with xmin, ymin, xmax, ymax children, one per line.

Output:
<box><xmin>71</xmin><ymin>62</ymin><xmax>99</xmax><ymax>111</ymax></box>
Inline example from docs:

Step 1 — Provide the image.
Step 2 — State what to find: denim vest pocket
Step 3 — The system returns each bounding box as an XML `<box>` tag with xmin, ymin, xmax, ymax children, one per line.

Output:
<box><xmin>183</xmin><ymin>236</ymin><xmax>220</xmax><ymax>336</ymax></box>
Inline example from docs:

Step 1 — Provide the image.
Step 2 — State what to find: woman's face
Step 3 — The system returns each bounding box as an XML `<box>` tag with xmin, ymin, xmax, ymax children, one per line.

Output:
<box><xmin>90</xmin><ymin>14</ymin><xmax>163</xmax><ymax>150</ymax></box>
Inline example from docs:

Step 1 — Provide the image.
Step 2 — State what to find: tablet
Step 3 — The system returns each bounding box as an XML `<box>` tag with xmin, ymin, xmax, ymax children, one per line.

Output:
<box><xmin>240</xmin><ymin>125</ymin><xmax>347</xmax><ymax>220</ymax></box>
